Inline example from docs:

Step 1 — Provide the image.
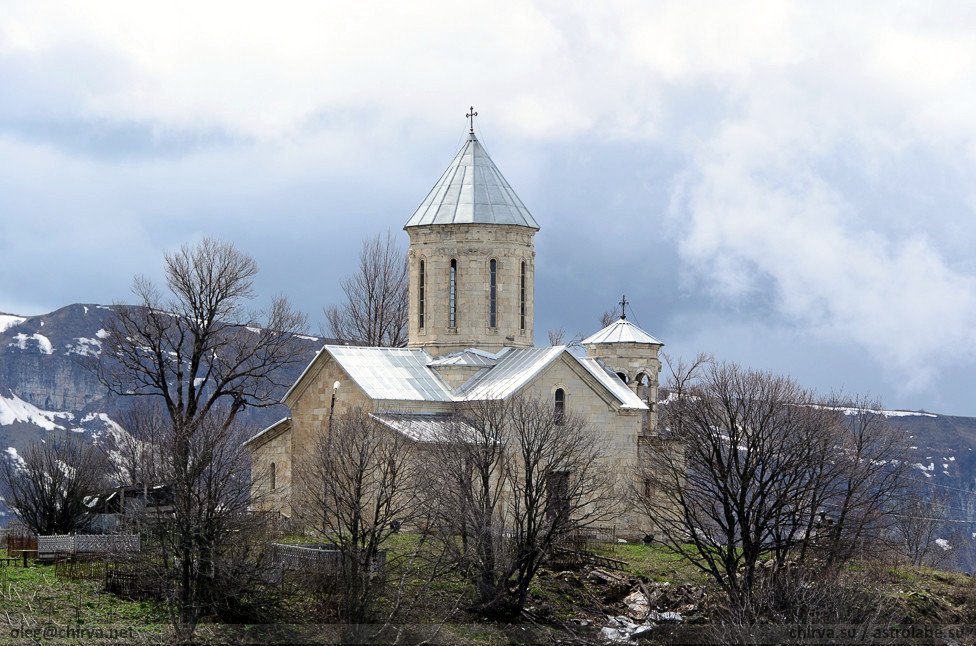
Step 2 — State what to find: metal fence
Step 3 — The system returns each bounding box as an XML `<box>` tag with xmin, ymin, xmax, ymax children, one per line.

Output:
<box><xmin>270</xmin><ymin>543</ymin><xmax>386</xmax><ymax>572</ymax></box>
<box><xmin>37</xmin><ymin>534</ymin><xmax>140</xmax><ymax>559</ymax></box>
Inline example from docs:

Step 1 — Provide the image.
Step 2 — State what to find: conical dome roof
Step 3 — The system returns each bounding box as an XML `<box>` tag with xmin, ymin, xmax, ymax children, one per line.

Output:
<box><xmin>404</xmin><ymin>133</ymin><xmax>540</xmax><ymax>229</ymax></box>
<box><xmin>582</xmin><ymin>318</ymin><xmax>663</xmax><ymax>346</ymax></box>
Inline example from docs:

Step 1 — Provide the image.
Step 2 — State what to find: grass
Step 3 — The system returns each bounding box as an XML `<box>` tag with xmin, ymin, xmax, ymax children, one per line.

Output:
<box><xmin>5</xmin><ymin>539</ymin><xmax>975</xmax><ymax>645</ymax></box>
<box><xmin>590</xmin><ymin>540</ymin><xmax>710</xmax><ymax>584</ymax></box>
<box><xmin>0</xmin><ymin>549</ymin><xmax>169</xmax><ymax>643</ymax></box>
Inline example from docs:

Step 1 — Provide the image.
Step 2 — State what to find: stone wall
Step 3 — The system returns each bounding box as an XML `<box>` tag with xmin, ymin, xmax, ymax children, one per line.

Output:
<box><xmin>406</xmin><ymin>223</ymin><xmax>536</xmax><ymax>356</ymax></box>
<box><xmin>248</xmin><ymin>420</ymin><xmax>293</xmax><ymax>516</ymax></box>
<box><xmin>585</xmin><ymin>342</ymin><xmax>662</xmax><ymax>434</ymax></box>
<box><xmin>523</xmin><ymin>356</ymin><xmax>648</xmax><ymax>537</ymax></box>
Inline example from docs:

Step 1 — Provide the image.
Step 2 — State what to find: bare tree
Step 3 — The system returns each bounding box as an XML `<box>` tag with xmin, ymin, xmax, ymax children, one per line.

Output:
<box><xmin>428</xmin><ymin>396</ymin><xmax>614</xmax><ymax>618</ymax></box>
<box><xmin>546</xmin><ymin>327</ymin><xmax>583</xmax><ymax>346</ymax></box>
<box><xmin>0</xmin><ymin>433</ymin><xmax>107</xmax><ymax>535</ymax></box>
<box><xmin>893</xmin><ymin>487</ymin><xmax>952</xmax><ymax>567</ymax></box>
<box><xmin>638</xmin><ymin>358</ymin><xmax>840</xmax><ymax>603</ymax></box>
<box><xmin>105</xmin><ymin>402</ymin><xmax>167</xmax><ymax>487</ymax></box>
<box><xmin>817</xmin><ymin>396</ymin><xmax>910</xmax><ymax>564</ymax></box>
<box><xmin>131</xmin><ymin>407</ymin><xmax>279</xmax><ymax>633</ymax></box>
<box><xmin>638</xmin><ymin>357</ymin><xmax>908</xmax><ymax>610</ymax></box>
<box><xmin>93</xmin><ymin>237</ymin><xmax>307</xmax><ymax>638</ymax></box>
<box><xmin>600</xmin><ymin>308</ymin><xmax>617</xmax><ymax>328</ymax></box>
<box><xmin>295</xmin><ymin>409</ymin><xmax>420</xmax><ymax>627</ymax></box>
<box><xmin>325</xmin><ymin>230</ymin><xmax>408</xmax><ymax>347</ymax></box>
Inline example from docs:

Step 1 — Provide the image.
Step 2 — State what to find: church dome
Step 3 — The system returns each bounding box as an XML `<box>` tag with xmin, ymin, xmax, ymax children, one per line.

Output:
<box><xmin>582</xmin><ymin>318</ymin><xmax>663</xmax><ymax>346</ymax></box>
<box><xmin>404</xmin><ymin>133</ymin><xmax>540</xmax><ymax>230</ymax></box>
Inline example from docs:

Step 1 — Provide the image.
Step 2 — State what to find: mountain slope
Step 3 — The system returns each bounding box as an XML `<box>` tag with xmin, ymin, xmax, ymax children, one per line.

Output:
<box><xmin>0</xmin><ymin>303</ymin><xmax>324</xmax><ymax>523</ymax></box>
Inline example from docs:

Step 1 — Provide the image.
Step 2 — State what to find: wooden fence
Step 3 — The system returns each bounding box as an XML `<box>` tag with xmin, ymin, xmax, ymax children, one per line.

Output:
<box><xmin>4</xmin><ymin>534</ymin><xmax>38</xmax><ymax>558</ymax></box>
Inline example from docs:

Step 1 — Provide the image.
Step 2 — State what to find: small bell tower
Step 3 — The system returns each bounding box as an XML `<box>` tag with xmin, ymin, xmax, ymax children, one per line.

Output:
<box><xmin>582</xmin><ymin>297</ymin><xmax>664</xmax><ymax>433</ymax></box>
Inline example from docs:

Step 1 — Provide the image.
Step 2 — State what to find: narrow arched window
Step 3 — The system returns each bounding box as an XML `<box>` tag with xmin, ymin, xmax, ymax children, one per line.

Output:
<box><xmin>449</xmin><ymin>259</ymin><xmax>458</xmax><ymax>328</ymax></box>
<box><xmin>270</xmin><ymin>462</ymin><xmax>276</xmax><ymax>491</ymax></box>
<box><xmin>554</xmin><ymin>388</ymin><xmax>565</xmax><ymax>426</ymax></box>
<box><xmin>418</xmin><ymin>260</ymin><xmax>426</xmax><ymax>330</ymax></box>
<box><xmin>489</xmin><ymin>259</ymin><xmax>497</xmax><ymax>328</ymax></box>
<box><xmin>519</xmin><ymin>261</ymin><xmax>526</xmax><ymax>331</ymax></box>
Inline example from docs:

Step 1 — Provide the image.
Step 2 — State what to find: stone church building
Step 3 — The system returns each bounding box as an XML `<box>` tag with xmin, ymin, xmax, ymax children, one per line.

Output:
<box><xmin>245</xmin><ymin>127</ymin><xmax>665</xmax><ymax>534</ymax></box>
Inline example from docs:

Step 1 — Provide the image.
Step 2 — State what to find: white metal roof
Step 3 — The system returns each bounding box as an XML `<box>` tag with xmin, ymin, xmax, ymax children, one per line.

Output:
<box><xmin>242</xmin><ymin>417</ymin><xmax>291</xmax><ymax>447</ymax></box>
<box><xmin>455</xmin><ymin>346</ymin><xmax>563</xmax><ymax>400</ymax></box>
<box><xmin>575</xmin><ymin>357</ymin><xmax>648</xmax><ymax>410</ymax></box>
<box><xmin>284</xmin><ymin>343</ymin><xmax>645</xmax><ymax>411</ymax></box>
<box><xmin>326</xmin><ymin>345</ymin><xmax>454</xmax><ymax>402</ymax></box>
<box><xmin>581</xmin><ymin>318</ymin><xmax>663</xmax><ymax>346</ymax></box>
<box><xmin>370</xmin><ymin>412</ymin><xmax>480</xmax><ymax>443</ymax></box>
<box><xmin>404</xmin><ymin>133</ymin><xmax>540</xmax><ymax>229</ymax></box>
<box><xmin>427</xmin><ymin>347</ymin><xmax>500</xmax><ymax>367</ymax></box>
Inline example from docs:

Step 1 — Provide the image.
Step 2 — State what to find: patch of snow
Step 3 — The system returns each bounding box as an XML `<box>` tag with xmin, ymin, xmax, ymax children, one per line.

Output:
<box><xmin>948</xmin><ymin>456</ymin><xmax>956</xmax><ymax>461</ymax></box>
<box><xmin>193</xmin><ymin>377</ymin><xmax>206</xmax><ymax>388</ymax></box>
<box><xmin>943</xmin><ymin>463</ymin><xmax>950</xmax><ymax>470</ymax></box>
<box><xmin>65</xmin><ymin>337</ymin><xmax>102</xmax><ymax>357</ymax></box>
<box><xmin>295</xmin><ymin>334</ymin><xmax>319</xmax><ymax>341</ymax></box>
<box><xmin>935</xmin><ymin>538</ymin><xmax>952</xmax><ymax>551</ymax></box>
<box><xmin>245</xmin><ymin>326</ymin><xmax>262</xmax><ymax>334</ymax></box>
<box><xmin>5</xmin><ymin>447</ymin><xmax>23</xmax><ymax>464</ymax></box>
<box><xmin>0</xmin><ymin>392</ymin><xmax>73</xmax><ymax>430</ymax></box>
<box><xmin>95</xmin><ymin>328</ymin><xmax>110</xmax><ymax>339</ymax></box>
<box><xmin>83</xmin><ymin>306</ymin><xmax>89</xmax><ymax>315</ymax></box>
<box><xmin>0</xmin><ymin>314</ymin><xmax>26</xmax><ymax>333</ymax></box>
<box><xmin>820</xmin><ymin>405</ymin><xmax>937</xmax><ymax>418</ymax></box>
<box><xmin>9</xmin><ymin>332</ymin><xmax>54</xmax><ymax>354</ymax></box>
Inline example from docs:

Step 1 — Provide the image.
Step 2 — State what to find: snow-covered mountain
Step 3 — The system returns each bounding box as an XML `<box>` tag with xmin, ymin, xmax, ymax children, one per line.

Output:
<box><xmin>0</xmin><ymin>303</ymin><xmax>324</xmax><ymax>524</ymax></box>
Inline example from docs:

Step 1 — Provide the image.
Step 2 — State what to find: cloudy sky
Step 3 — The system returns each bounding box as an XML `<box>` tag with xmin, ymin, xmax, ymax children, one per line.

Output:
<box><xmin>2</xmin><ymin>1</ymin><xmax>975</xmax><ymax>415</ymax></box>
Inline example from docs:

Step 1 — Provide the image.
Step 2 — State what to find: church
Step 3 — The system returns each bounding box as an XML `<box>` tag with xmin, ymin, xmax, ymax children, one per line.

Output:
<box><xmin>245</xmin><ymin>118</ymin><xmax>666</xmax><ymax>535</ymax></box>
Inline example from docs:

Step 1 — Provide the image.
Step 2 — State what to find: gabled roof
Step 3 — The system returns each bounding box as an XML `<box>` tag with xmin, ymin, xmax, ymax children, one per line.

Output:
<box><xmin>582</xmin><ymin>318</ymin><xmax>663</xmax><ymax>346</ymax></box>
<box><xmin>574</xmin><ymin>356</ymin><xmax>647</xmax><ymax>410</ymax></box>
<box><xmin>454</xmin><ymin>346</ymin><xmax>563</xmax><ymax>400</ymax></box>
<box><xmin>243</xmin><ymin>417</ymin><xmax>291</xmax><ymax>448</ymax></box>
<box><xmin>283</xmin><ymin>344</ymin><xmax>646</xmax><ymax>411</ymax></box>
<box><xmin>404</xmin><ymin>133</ymin><xmax>540</xmax><ymax>229</ymax></box>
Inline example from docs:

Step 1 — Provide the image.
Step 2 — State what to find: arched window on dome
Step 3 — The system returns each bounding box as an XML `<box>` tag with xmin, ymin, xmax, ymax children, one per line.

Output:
<box><xmin>449</xmin><ymin>259</ymin><xmax>458</xmax><ymax>329</ymax></box>
<box><xmin>270</xmin><ymin>462</ymin><xmax>276</xmax><ymax>491</ymax></box>
<box><xmin>519</xmin><ymin>261</ymin><xmax>527</xmax><ymax>332</ymax></box>
<box><xmin>489</xmin><ymin>259</ymin><xmax>497</xmax><ymax>328</ymax></box>
<box><xmin>554</xmin><ymin>388</ymin><xmax>565</xmax><ymax>426</ymax></box>
<box><xmin>418</xmin><ymin>260</ymin><xmax>426</xmax><ymax>330</ymax></box>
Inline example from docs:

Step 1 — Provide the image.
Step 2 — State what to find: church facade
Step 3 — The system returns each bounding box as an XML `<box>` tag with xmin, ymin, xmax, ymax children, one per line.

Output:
<box><xmin>245</xmin><ymin>128</ymin><xmax>666</xmax><ymax>535</ymax></box>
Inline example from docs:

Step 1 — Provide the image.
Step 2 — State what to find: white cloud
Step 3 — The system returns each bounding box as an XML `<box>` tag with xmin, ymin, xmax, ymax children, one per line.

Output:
<box><xmin>2</xmin><ymin>1</ymin><xmax>976</xmax><ymax>405</ymax></box>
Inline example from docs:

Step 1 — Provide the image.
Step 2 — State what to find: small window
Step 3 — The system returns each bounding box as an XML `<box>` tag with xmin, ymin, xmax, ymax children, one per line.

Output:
<box><xmin>270</xmin><ymin>462</ymin><xmax>276</xmax><ymax>491</ymax></box>
<box><xmin>449</xmin><ymin>259</ymin><xmax>458</xmax><ymax>328</ymax></box>
<box><xmin>616</xmin><ymin>372</ymin><xmax>628</xmax><ymax>384</ymax></box>
<box><xmin>519</xmin><ymin>261</ymin><xmax>527</xmax><ymax>331</ymax></box>
<box><xmin>418</xmin><ymin>260</ymin><xmax>426</xmax><ymax>330</ymax></box>
<box><xmin>554</xmin><ymin>388</ymin><xmax>565</xmax><ymax>426</ymax></box>
<box><xmin>489</xmin><ymin>259</ymin><xmax>497</xmax><ymax>328</ymax></box>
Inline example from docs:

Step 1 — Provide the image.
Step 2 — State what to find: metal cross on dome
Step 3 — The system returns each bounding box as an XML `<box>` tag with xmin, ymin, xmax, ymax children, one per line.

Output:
<box><xmin>466</xmin><ymin>106</ymin><xmax>478</xmax><ymax>133</ymax></box>
<box><xmin>619</xmin><ymin>295</ymin><xmax>628</xmax><ymax>320</ymax></box>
